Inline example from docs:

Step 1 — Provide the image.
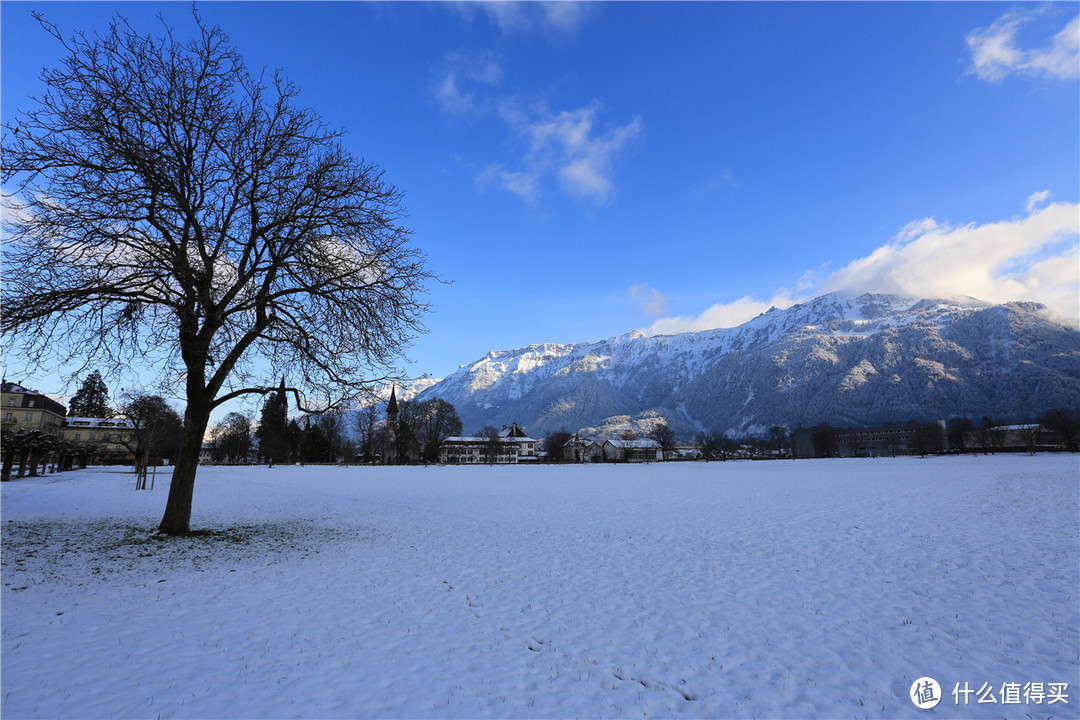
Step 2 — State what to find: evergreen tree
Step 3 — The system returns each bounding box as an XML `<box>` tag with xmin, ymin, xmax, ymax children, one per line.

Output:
<box><xmin>68</xmin><ymin>370</ymin><xmax>113</xmax><ymax>418</ymax></box>
<box><xmin>285</xmin><ymin>420</ymin><xmax>302</xmax><ymax>464</ymax></box>
<box><xmin>300</xmin><ymin>422</ymin><xmax>331</xmax><ymax>463</ymax></box>
<box><xmin>256</xmin><ymin>378</ymin><xmax>289</xmax><ymax>464</ymax></box>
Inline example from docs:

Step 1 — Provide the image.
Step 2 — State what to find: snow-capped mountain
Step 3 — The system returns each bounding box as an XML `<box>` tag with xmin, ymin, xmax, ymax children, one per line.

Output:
<box><xmin>418</xmin><ymin>293</ymin><xmax>1080</xmax><ymax>439</ymax></box>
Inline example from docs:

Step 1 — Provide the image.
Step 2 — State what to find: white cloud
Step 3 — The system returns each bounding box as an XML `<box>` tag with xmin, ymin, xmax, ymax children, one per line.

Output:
<box><xmin>647</xmin><ymin>294</ymin><xmax>796</xmax><ymax>336</ymax></box>
<box><xmin>1026</xmin><ymin>190</ymin><xmax>1053</xmax><ymax>213</ymax></box>
<box><xmin>454</xmin><ymin>1</ymin><xmax>587</xmax><ymax>35</ymax></box>
<box><xmin>472</xmin><ymin>100</ymin><xmax>644</xmax><ymax>205</ymax></box>
<box><xmin>434</xmin><ymin>57</ymin><xmax>641</xmax><ymax>205</ymax></box>
<box><xmin>967</xmin><ymin>10</ymin><xmax>1079</xmax><ymax>81</ymax></box>
<box><xmin>539</xmin><ymin>2</ymin><xmax>587</xmax><ymax>34</ymax></box>
<box><xmin>504</xmin><ymin>101</ymin><xmax>643</xmax><ymax>205</ymax></box>
<box><xmin>433</xmin><ymin>54</ymin><xmax>503</xmax><ymax>116</ymax></box>
<box><xmin>1</xmin><ymin>189</ymin><xmax>38</xmax><ymax>226</ymax></box>
<box><xmin>644</xmin><ymin>197</ymin><xmax>1080</xmax><ymax>335</ymax></box>
<box><xmin>434</xmin><ymin>73</ymin><xmax>475</xmax><ymax>115</ymax></box>
<box><xmin>821</xmin><ymin>201</ymin><xmax>1079</xmax><ymax>317</ymax></box>
<box><xmin>477</xmin><ymin>164</ymin><xmax>539</xmax><ymax>204</ymax></box>
<box><xmin>629</xmin><ymin>284</ymin><xmax>670</xmax><ymax>318</ymax></box>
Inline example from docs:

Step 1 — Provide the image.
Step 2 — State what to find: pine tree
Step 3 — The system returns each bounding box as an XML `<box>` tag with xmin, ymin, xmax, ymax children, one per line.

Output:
<box><xmin>255</xmin><ymin>378</ymin><xmax>289</xmax><ymax>465</ymax></box>
<box><xmin>68</xmin><ymin>370</ymin><xmax>113</xmax><ymax>418</ymax></box>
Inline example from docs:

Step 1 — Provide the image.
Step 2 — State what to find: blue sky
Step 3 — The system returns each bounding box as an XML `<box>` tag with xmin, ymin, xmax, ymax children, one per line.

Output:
<box><xmin>3</xmin><ymin>1</ymin><xmax>1078</xmax><ymax>402</ymax></box>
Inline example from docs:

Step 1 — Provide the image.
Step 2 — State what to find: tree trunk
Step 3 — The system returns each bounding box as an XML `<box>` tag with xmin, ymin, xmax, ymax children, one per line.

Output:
<box><xmin>157</xmin><ymin>400</ymin><xmax>211</xmax><ymax>535</ymax></box>
<box><xmin>1</xmin><ymin>450</ymin><xmax>14</xmax><ymax>481</ymax></box>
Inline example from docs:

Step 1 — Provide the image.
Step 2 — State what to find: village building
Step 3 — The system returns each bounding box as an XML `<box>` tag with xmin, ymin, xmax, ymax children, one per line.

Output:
<box><xmin>962</xmin><ymin>424</ymin><xmax>1065</xmax><ymax>453</ymax></box>
<box><xmin>560</xmin><ymin>434</ymin><xmax>605</xmax><ymax>463</ymax></box>
<box><xmin>1</xmin><ymin>381</ymin><xmax>68</xmax><ymax>436</ymax></box>
<box><xmin>601</xmin><ymin>438</ymin><xmax>664</xmax><ymax>462</ymax></box>
<box><xmin>792</xmin><ymin>421</ymin><xmax>949</xmax><ymax>458</ymax></box>
<box><xmin>62</xmin><ymin>416</ymin><xmax>139</xmax><ymax>463</ymax></box>
<box><xmin>439</xmin><ymin>423</ymin><xmax>539</xmax><ymax>464</ymax></box>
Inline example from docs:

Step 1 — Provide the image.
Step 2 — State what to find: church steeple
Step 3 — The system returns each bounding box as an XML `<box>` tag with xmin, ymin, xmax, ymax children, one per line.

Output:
<box><xmin>384</xmin><ymin>386</ymin><xmax>398</xmax><ymax>464</ymax></box>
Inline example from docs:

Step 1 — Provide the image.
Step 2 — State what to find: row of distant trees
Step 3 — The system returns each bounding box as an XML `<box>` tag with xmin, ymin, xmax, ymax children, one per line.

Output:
<box><xmin>946</xmin><ymin>410</ymin><xmax>1079</xmax><ymax>453</ymax></box>
<box><xmin>56</xmin><ymin>370</ymin><xmax>1080</xmax><ymax>469</ymax></box>
<box><xmin>541</xmin><ymin>409</ymin><xmax>1079</xmax><ymax>463</ymax></box>
<box><xmin>250</xmin><ymin>387</ymin><xmax>464</xmax><ymax>466</ymax></box>
<box><xmin>541</xmin><ymin>422</ymin><xmax>790</xmax><ymax>463</ymax></box>
<box><xmin>1</xmin><ymin>428</ymin><xmax>101</xmax><ymax>481</ymax></box>
<box><xmin>805</xmin><ymin>409</ymin><xmax>1079</xmax><ymax>458</ymax></box>
<box><xmin>54</xmin><ymin>371</ymin><xmax>468</xmax><ymax>468</ymax></box>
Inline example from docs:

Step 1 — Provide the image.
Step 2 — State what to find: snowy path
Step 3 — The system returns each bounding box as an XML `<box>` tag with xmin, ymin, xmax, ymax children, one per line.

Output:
<box><xmin>2</xmin><ymin>456</ymin><xmax>1077</xmax><ymax>719</ymax></box>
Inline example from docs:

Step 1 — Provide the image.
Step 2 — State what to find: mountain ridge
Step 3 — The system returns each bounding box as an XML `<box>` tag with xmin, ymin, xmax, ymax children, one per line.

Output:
<box><xmin>417</xmin><ymin>292</ymin><xmax>1080</xmax><ymax>440</ymax></box>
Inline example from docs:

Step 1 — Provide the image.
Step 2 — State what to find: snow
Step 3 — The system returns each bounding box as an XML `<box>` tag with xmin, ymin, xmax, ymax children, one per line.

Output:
<box><xmin>2</xmin><ymin>455</ymin><xmax>1077</xmax><ymax>719</ymax></box>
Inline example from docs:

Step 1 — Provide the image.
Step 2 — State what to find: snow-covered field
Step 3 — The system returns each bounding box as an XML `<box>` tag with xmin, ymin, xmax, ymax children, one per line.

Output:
<box><xmin>2</xmin><ymin>455</ymin><xmax>1077</xmax><ymax>719</ymax></box>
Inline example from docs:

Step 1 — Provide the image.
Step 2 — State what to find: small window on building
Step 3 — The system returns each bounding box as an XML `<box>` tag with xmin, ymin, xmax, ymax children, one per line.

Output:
<box><xmin>25</xmin><ymin>412</ymin><xmax>33</xmax><ymax>421</ymax></box>
<box><xmin>4</xmin><ymin>413</ymin><xmax>12</xmax><ymax>422</ymax></box>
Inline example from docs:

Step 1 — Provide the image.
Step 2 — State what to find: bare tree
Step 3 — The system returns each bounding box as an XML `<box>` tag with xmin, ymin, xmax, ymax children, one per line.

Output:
<box><xmin>478</xmin><ymin>425</ymin><xmax>503</xmax><ymax>465</ymax></box>
<box><xmin>318</xmin><ymin>411</ymin><xmax>346</xmax><ymax>463</ymax></box>
<box><xmin>414</xmin><ymin>398</ymin><xmax>462</xmax><ymax>463</ymax></box>
<box><xmin>114</xmin><ymin>392</ymin><xmax>183</xmax><ymax>488</ymax></box>
<box><xmin>355</xmin><ymin>402</ymin><xmax>380</xmax><ymax>464</ymax></box>
<box><xmin>213</xmin><ymin>412</ymin><xmax>252</xmax><ymax>464</ymax></box>
<box><xmin>650</xmin><ymin>422</ymin><xmax>676</xmax><ymax>460</ymax></box>
<box><xmin>1040</xmin><ymin>408</ymin><xmax>1079</xmax><ymax>452</ymax></box>
<box><xmin>695</xmin><ymin>430</ymin><xmax>730</xmax><ymax>462</ymax></box>
<box><xmin>544</xmin><ymin>428</ymin><xmax>574</xmax><ymax>463</ymax></box>
<box><xmin>769</xmin><ymin>426</ymin><xmax>788</xmax><ymax>456</ymax></box>
<box><xmin>1</xmin><ymin>13</ymin><xmax>432</xmax><ymax>533</ymax></box>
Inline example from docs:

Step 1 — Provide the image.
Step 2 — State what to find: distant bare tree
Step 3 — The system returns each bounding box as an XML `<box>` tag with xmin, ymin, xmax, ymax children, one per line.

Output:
<box><xmin>544</xmin><ymin>428</ymin><xmax>574</xmax><ymax>463</ymax></box>
<box><xmin>213</xmin><ymin>412</ymin><xmax>252</xmax><ymax>464</ymax></box>
<box><xmin>478</xmin><ymin>425</ymin><xmax>503</xmax><ymax>465</ymax></box>
<box><xmin>115</xmin><ymin>392</ymin><xmax>183</xmax><ymax>488</ymax></box>
<box><xmin>1017</xmin><ymin>424</ymin><xmax>1039</xmax><ymax>455</ymax></box>
<box><xmin>769</xmin><ymin>426</ymin><xmax>788</xmax><ymax>455</ymax></box>
<box><xmin>811</xmin><ymin>423</ymin><xmax>838</xmax><ymax>458</ymax></box>
<box><xmin>414</xmin><ymin>399</ymin><xmax>462</xmax><ymax>463</ymax></box>
<box><xmin>695</xmin><ymin>431</ymin><xmax>723</xmax><ymax>462</ymax></box>
<box><xmin>318</xmin><ymin>411</ymin><xmax>347</xmax><ymax>463</ymax></box>
<box><xmin>650</xmin><ymin>422</ymin><xmax>676</xmax><ymax>460</ymax></box>
<box><xmin>947</xmin><ymin>416</ymin><xmax>975</xmax><ymax>453</ymax></box>
<box><xmin>1041</xmin><ymin>408</ymin><xmax>1079</xmax><ymax>452</ymax></box>
<box><xmin>355</xmin><ymin>403</ymin><xmax>381</xmax><ymax>464</ymax></box>
<box><xmin>1</xmin><ymin>13</ymin><xmax>432</xmax><ymax>533</ymax></box>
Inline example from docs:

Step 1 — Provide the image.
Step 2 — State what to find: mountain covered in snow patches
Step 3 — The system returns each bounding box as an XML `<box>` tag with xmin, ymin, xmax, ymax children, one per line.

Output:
<box><xmin>418</xmin><ymin>293</ymin><xmax>1080</xmax><ymax>439</ymax></box>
